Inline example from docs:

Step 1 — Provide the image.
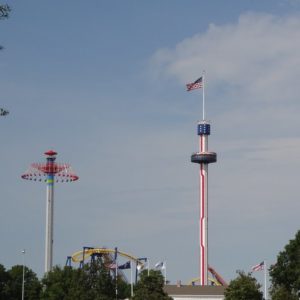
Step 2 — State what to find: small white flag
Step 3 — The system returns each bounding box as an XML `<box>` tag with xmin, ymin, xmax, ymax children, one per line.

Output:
<box><xmin>155</xmin><ymin>261</ymin><xmax>165</xmax><ymax>269</ymax></box>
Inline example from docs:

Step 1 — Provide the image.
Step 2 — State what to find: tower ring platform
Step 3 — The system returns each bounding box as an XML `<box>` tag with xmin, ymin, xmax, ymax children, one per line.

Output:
<box><xmin>191</xmin><ymin>152</ymin><xmax>217</xmax><ymax>164</ymax></box>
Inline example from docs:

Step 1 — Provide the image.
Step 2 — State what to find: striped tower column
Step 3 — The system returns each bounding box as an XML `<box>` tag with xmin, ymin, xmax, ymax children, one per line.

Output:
<box><xmin>191</xmin><ymin>121</ymin><xmax>217</xmax><ymax>285</ymax></box>
<box><xmin>45</xmin><ymin>154</ymin><xmax>55</xmax><ymax>273</ymax></box>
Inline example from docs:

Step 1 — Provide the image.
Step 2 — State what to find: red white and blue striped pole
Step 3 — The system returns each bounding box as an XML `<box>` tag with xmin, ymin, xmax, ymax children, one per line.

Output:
<box><xmin>191</xmin><ymin>74</ymin><xmax>217</xmax><ymax>285</ymax></box>
<box><xmin>199</xmin><ymin>127</ymin><xmax>208</xmax><ymax>285</ymax></box>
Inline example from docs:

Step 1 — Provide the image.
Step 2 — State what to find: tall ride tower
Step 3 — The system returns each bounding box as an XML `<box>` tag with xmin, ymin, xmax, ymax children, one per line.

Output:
<box><xmin>191</xmin><ymin>122</ymin><xmax>217</xmax><ymax>285</ymax></box>
<box><xmin>187</xmin><ymin>75</ymin><xmax>217</xmax><ymax>285</ymax></box>
<box><xmin>186</xmin><ymin>72</ymin><xmax>217</xmax><ymax>285</ymax></box>
<box><xmin>22</xmin><ymin>150</ymin><xmax>79</xmax><ymax>273</ymax></box>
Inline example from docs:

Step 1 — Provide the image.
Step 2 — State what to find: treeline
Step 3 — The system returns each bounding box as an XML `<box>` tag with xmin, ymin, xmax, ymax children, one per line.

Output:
<box><xmin>0</xmin><ymin>3</ymin><xmax>10</xmax><ymax>50</ymax></box>
<box><xmin>0</xmin><ymin>258</ymin><xmax>171</xmax><ymax>300</ymax></box>
<box><xmin>1</xmin><ymin>231</ymin><xmax>299</xmax><ymax>300</ymax></box>
<box><xmin>0</xmin><ymin>264</ymin><xmax>40</xmax><ymax>299</ymax></box>
<box><xmin>224</xmin><ymin>230</ymin><xmax>300</xmax><ymax>300</ymax></box>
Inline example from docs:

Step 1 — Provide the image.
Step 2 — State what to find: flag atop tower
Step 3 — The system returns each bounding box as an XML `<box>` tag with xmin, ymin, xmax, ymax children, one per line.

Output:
<box><xmin>186</xmin><ymin>77</ymin><xmax>203</xmax><ymax>91</ymax></box>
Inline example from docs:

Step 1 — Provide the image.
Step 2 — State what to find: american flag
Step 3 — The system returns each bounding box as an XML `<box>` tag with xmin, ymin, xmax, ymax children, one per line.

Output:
<box><xmin>251</xmin><ymin>261</ymin><xmax>264</xmax><ymax>272</ymax></box>
<box><xmin>106</xmin><ymin>262</ymin><xmax>117</xmax><ymax>269</ymax></box>
<box><xmin>186</xmin><ymin>77</ymin><xmax>203</xmax><ymax>91</ymax></box>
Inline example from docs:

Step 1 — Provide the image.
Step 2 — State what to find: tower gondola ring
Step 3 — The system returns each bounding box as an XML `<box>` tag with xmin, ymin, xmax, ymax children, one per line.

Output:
<box><xmin>191</xmin><ymin>152</ymin><xmax>217</xmax><ymax>164</ymax></box>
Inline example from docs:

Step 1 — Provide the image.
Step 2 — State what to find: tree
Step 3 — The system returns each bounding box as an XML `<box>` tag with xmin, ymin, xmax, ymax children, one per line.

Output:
<box><xmin>270</xmin><ymin>286</ymin><xmax>298</xmax><ymax>300</ymax></box>
<box><xmin>0</xmin><ymin>264</ymin><xmax>9</xmax><ymax>300</ymax></box>
<box><xmin>82</xmin><ymin>258</ymin><xmax>130</xmax><ymax>299</ymax></box>
<box><xmin>0</xmin><ymin>4</ymin><xmax>10</xmax><ymax>50</ymax></box>
<box><xmin>224</xmin><ymin>271</ymin><xmax>263</xmax><ymax>300</ymax></box>
<box><xmin>41</xmin><ymin>266</ymin><xmax>81</xmax><ymax>300</ymax></box>
<box><xmin>0</xmin><ymin>4</ymin><xmax>10</xmax><ymax>19</ymax></box>
<box><xmin>269</xmin><ymin>230</ymin><xmax>300</xmax><ymax>299</ymax></box>
<box><xmin>5</xmin><ymin>265</ymin><xmax>41</xmax><ymax>300</ymax></box>
<box><xmin>117</xmin><ymin>279</ymin><xmax>131</xmax><ymax>300</ymax></box>
<box><xmin>133</xmin><ymin>269</ymin><xmax>172</xmax><ymax>300</ymax></box>
<box><xmin>83</xmin><ymin>258</ymin><xmax>115</xmax><ymax>300</ymax></box>
<box><xmin>41</xmin><ymin>258</ymin><xmax>130</xmax><ymax>300</ymax></box>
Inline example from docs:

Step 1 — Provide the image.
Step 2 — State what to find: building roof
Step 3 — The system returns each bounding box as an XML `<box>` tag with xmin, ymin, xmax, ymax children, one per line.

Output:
<box><xmin>164</xmin><ymin>285</ymin><xmax>225</xmax><ymax>296</ymax></box>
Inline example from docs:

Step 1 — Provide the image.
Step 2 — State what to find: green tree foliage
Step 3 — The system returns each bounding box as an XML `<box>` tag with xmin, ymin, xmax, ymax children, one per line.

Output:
<box><xmin>0</xmin><ymin>4</ymin><xmax>10</xmax><ymax>50</ymax></box>
<box><xmin>270</xmin><ymin>286</ymin><xmax>298</xmax><ymax>300</ymax></box>
<box><xmin>83</xmin><ymin>258</ymin><xmax>115</xmax><ymax>300</ymax></box>
<box><xmin>269</xmin><ymin>230</ymin><xmax>300</xmax><ymax>299</ymax></box>
<box><xmin>41</xmin><ymin>258</ymin><xmax>130</xmax><ymax>300</ymax></box>
<box><xmin>133</xmin><ymin>269</ymin><xmax>172</xmax><ymax>300</ymax></box>
<box><xmin>0</xmin><ymin>4</ymin><xmax>10</xmax><ymax>19</ymax></box>
<box><xmin>41</xmin><ymin>266</ymin><xmax>82</xmax><ymax>300</ymax></box>
<box><xmin>0</xmin><ymin>264</ymin><xmax>9</xmax><ymax>300</ymax></box>
<box><xmin>117</xmin><ymin>279</ymin><xmax>131</xmax><ymax>300</ymax></box>
<box><xmin>224</xmin><ymin>271</ymin><xmax>263</xmax><ymax>300</ymax></box>
<box><xmin>0</xmin><ymin>265</ymin><xmax>41</xmax><ymax>300</ymax></box>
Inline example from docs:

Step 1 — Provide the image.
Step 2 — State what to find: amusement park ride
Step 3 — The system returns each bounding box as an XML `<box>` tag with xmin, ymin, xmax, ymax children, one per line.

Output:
<box><xmin>191</xmin><ymin>120</ymin><xmax>217</xmax><ymax>286</ymax></box>
<box><xmin>17</xmin><ymin>75</ymin><xmax>227</xmax><ymax>287</ymax></box>
<box><xmin>22</xmin><ymin>150</ymin><xmax>79</xmax><ymax>273</ymax></box>
<box><xmin>66</xmin><ymin>246</ymin><xmax>227</xmax><ymax>287</ymax></box>
<box><xmin>70</xmin><ymin>247</ymin><xmax>145</xmax><ymax>269</ymax></box>
<box><xmin>67</xmin><ymin>247</ymin><xmax>147</xmax><ymax>282</ymax></box>
<box><xmin>187</xmin><ymin>75</ymin><xmax>227</xmax><ymax>287</ymax></box>
<box><xmin>65</xmin><ymin>78</ymin><xmax>227</xmax><ymax>287</ymax></box>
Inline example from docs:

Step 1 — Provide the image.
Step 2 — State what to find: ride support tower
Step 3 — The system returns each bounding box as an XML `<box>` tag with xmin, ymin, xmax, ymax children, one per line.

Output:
<box><xmin>191</xmin><ymin>121</ymin><xmax>217</xmax><ymax>285</ymax></box>
<box><xmin>22</xmin><ymin>150</ymin><xmax>79</xmax><ymax>273</ymax></box>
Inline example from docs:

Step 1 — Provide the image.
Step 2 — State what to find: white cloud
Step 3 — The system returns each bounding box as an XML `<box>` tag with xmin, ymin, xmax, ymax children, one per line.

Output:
<box><xmin>150</xmin><ymin>12</ymin><xmax>300</xmax><ymax>281</ymax></box>
<box><xmin>153</xmin><ymin>13</ymin><xmax>300</xmax><ymax>105</ymax></box>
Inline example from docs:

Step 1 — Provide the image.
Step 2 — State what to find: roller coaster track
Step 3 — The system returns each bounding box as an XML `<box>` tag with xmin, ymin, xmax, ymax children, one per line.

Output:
<box><xmin>72</xmin><ymin>248</ymin><xmax>227</xmax><ymax>287</ymax></box>
<box><xmin>71</xmin><ymin>247</ymin><xmax>145</xmax><ymax>284</ymax></box>
<box><xmin>188</xmin><ymin>266</ymin><xmax>228</xmax><ymax>287</ymax></box>
<box><xmin>72</xmin><ymin>247</ymin><xmax>144</xmax><ymax>268</ymax></box>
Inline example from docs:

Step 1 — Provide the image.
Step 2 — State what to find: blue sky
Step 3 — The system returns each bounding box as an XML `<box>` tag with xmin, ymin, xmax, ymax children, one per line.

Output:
<box><xmin>1</xmin><ymin>0</ymin><xmax>300</xmax><ymax>287</ymax></box>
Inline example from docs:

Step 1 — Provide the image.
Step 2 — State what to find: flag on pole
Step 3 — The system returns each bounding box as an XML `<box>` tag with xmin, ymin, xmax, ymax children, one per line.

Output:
<box><xmin>114</xmin><ymin>247</ymin><xmax>118</xmax><ymax>299</ymax></box>
<box><xmin>251</xmin><ymin>261</ymin><xmax>265</xmax><ymax>272</ymax></box>
<box><xmin>114</xmin><ymin>247</ymin><xmax>118</xmax><ymax>270</ymax></box>
<box><xmin>137</xmin><ymin>263</ymin><xmax>144</xmax><ymax>271</ymax></box>
<box><xmin>186</xmin><ymin>77</ymin><xmax>203</xmax><ymax>91</ymax></box>
<box><xmin>118</xmin><ymin>261</ymin><xmax>131</xmax><ymax>270</ymax></box>
<box><xmin>155</xmin><ymin>261</ymin><xmax>165</xmax><ymax>269</ymax></box>
<box><xmin>106</xmin><ymin>262</ymin><xmax>117</xmax><ymax>269</ymax></box>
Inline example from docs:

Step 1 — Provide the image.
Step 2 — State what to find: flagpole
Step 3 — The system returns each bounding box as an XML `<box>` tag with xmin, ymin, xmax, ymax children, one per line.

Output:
<box><xmin>264</xmin><ymin>260</ymin><xmax>267</xmax><ymax>300</ymax></box>
<box><xmin>115</xmin><ymin>247</ymin><xmax>118</xmax><ymax>300</ymax></box>
<box><xmin>164</xmin><ymin>261</ymin><xmax>167</xmax><ymax>285</ymax></box>
<box><xmin>147</xmin><ymin>259</ymin><xmax>150</xmax><ymax>276</ymax></box>
<box><xmin>135</xmin><ymin>262</ymin><xmax>138</xmax><ymax>284</ymax></box>
<box><xmin>202</xmin><ymin>71</ymin><xmax>205</xmax><ymax>121</ymax></box>
<box><xmin>130</xmin><ymin>262</ymin><xmax>133</xmax><ymax>298</ymax></box>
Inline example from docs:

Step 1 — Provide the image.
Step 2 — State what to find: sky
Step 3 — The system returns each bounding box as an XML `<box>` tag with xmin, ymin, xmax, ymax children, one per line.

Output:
<box><xmin>1</xmin><ymin>0</ymin><xmax>300</xmax><ymax>288</ymax></box>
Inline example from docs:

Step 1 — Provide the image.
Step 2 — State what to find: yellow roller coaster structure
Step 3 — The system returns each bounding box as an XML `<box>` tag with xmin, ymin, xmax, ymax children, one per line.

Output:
<box><xmin>71</xmin><ymin>247</ymin><xmax>145</xmax><ymax>269</ymax></box>
<box><xmin>71</xmin><ymin>248</ymin><xmax>227</xmax><ymax>287</ymax></box>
